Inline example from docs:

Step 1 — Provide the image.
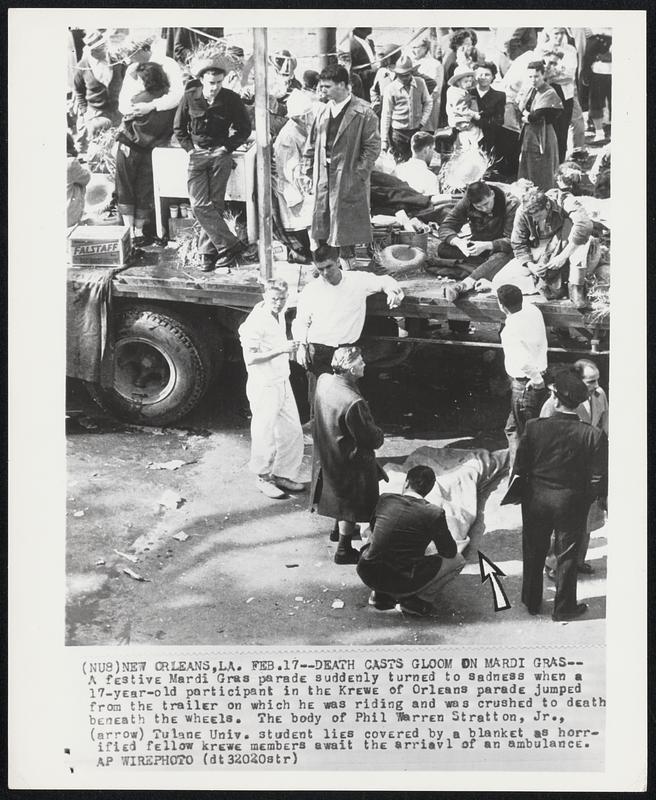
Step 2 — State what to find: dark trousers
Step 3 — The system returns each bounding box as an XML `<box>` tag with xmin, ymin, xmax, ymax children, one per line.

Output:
<box><xmin>187</xmin><ymin>149</ymin><xmax>241</xmax><ymax>257</ymax></box>
<box><xmin>521</xmin><ymin>486</ymin><xmax>589</xmax><ymax>616</ymax></box>
<box><xmin>553</xmin><ymin>96</ymin><xmax>573</xmax><ymax>163</ymax></box>
<box><xmin>306</xmin><ymin>343</ymin><xmax>337</xmax><ymax>419</ymax></box>
<box><xmin>390</xmin><ymin>127</ymin><xmax>419</xmax><ymax>161</ymax></box>
<box><xmin>437</xmin><ymin>243</ymin><xmax>513</xmax><ymax>282</ymax></box>
<box><xmin>505</xmin><ymin>379</ymin><xmax>548</xmax><ymax>469</ymax></box>
<box><xmin>116</xmin><ymin>145</ymin><xmax>154</xmax><ymax>220</ymax></box>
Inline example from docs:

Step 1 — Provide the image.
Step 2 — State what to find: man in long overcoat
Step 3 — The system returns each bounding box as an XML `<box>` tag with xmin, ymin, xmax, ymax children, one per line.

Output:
<box><xmin>311</xmin><ymin>347</ymin><xmax>385</xmax><ymax>565</ymax></box>
<box><xmin>303</xmin><ymin>64</ymin><xmax>381</xmax><ymax>270</ymax></box>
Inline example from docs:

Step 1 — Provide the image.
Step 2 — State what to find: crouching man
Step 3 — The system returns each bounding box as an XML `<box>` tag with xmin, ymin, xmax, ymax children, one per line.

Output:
<box><xmin>356</xmin><ymin>465</ymin><xmax>465</xmax><ymax>616</ymax></box>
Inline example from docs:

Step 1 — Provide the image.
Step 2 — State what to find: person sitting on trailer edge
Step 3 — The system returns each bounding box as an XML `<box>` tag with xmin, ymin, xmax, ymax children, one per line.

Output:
<box><xmin>291</xmin><ymin>243</ymin><xmax>404</xmax><ymax>418</ymax></box>
<box><xmin>437</xmin><ymin>180</ymin><xmax>519</xmax><ymax>302</ymax></box>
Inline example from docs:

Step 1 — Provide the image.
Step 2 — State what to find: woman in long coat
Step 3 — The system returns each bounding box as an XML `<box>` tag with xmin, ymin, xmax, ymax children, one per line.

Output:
<box><xmin>517</xmin><ymin>60</ymin><xmax>563</xmax><ymax>191</ymax></box>
<box><xmin>311</xmin><ymin>347</ymin><xmax>385</xmax><ymax>565</ymax></box>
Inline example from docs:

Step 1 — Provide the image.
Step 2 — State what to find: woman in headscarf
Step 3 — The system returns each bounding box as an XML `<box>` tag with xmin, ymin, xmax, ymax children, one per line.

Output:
<box><xmin>517</xmin><ymin>60</ymin><xmax>563</xmax><ymax>191</ymax></box>
<box><xmin>311</xmin><ymin>346</ymin><xmax>386</xmax><ymax>565</ymax></box>
<box><xmin>272</xmin><ymin>90</ymin><xmax>316</xmax><ymax>263</ymax></box>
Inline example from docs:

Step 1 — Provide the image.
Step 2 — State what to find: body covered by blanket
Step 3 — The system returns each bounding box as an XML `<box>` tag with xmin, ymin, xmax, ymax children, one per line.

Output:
<box><xmin>380</xmin><ymin>446</ymin><xmax>509</xmax><ymax>551</ymax></box>
<box><xmin>66</xmin><ymin>267</ymin><xmax>124</xmax><ymax>386</ymax></box>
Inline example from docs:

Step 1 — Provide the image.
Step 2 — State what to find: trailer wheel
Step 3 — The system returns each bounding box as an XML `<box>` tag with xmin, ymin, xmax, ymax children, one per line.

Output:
<box><xmin>88</xmin><ymin>307</ymin><xmax>212</xmax><ymax>426</ymax></box>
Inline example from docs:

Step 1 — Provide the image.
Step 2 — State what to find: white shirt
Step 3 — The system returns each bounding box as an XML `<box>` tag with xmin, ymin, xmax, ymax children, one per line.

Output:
<box><xmin>292</xmin><ymin>272</ymin><xmax>400</xmax><ymax>347</ymax></box>
<box><xmin>500</xmin><ymin>304</ymin><xmax>548</xmax><ymax>380</ymax></box>
<box><xmin>118</xmin><ymin>55</ymin><xmax>184</xmax><ymax>116</ymax></box>
<box><xmin>395</xmin><ymin>157</ymin><xmax>440</xmax><ymax>197</ymax></box>
<box><xmin>239</xmin><ymin>301</ymin><xmax>291</xmax><ymax>385</ymax></box>
<box><xmin>329</xmin><ymin>93</ymin><xmax>352</xmax><ymax>117</ymax></box>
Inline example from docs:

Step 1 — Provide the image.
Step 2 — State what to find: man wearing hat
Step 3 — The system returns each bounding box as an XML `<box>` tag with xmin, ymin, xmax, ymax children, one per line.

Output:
<box><xmin>513</xmin><ymin>368</ymin><xmax>607</xmax><ymax>621</ymax></box>
<box><xmin>380</xmin><ymin>55</ymin><xmax>433</xmax><ymax>161</ymax></box>
<box><xmin>118</xmin><ymin>35</ymin><xmax>183</xmax><ymax>121</ymax></box>
<box><xmin>73</xmin><ymin>30</ymin><xmax>127</xmax><ymax>139</ymax></box>
<box><xmin>370</xmin><ymin>43</ymin><xmax>401</xmax><ymax>116</ymax></box>
<box><xmin>174</xmin><ymin>56</ymin><xmax>255</xmax><ymax>271</ymax></box>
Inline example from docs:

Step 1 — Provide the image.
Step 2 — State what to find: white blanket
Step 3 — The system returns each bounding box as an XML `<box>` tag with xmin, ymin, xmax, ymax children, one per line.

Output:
<box><xmin>380</xmin><ymin>446</ymin><xmax>509</xmax><ymax>552</ymax></box>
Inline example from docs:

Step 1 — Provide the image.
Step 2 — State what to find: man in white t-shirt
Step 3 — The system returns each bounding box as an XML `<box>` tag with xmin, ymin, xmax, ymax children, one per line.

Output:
<box><xmin>394</xmin><ymin>131</ymin><xmax>443</xmax><ymax>198</ymax></box>
<box><xmin>239</xmin><ymin>279</ymin><xmax>305</xmax><ymax>499</ymax></box>
<box><xmin>291</xmin><ymin>244</ymin><xmax>404</xmax><ymax>414</ymax></box>
<box><xmin>497</xmin><ymin>283</ymin><xmax>548</xmax><ymax>470</ymax></box>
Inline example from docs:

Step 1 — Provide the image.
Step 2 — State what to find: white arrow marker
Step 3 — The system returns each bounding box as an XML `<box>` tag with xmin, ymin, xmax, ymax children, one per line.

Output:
<box><xmin>478</xmin><ymin>551</ymin><xmax>511</xmax><ymax>612</ymax></box>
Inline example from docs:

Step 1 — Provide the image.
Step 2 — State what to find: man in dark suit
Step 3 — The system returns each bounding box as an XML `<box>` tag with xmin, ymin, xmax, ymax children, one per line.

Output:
<box><xmin>513</xmin><ymin>370</ymin><xmax>608</xmax><ymax>621</ymax></box>
<box><xmin>357</xmin><ymin>465</ymin><xmax>465</xmax><ymax>616</ymax></box>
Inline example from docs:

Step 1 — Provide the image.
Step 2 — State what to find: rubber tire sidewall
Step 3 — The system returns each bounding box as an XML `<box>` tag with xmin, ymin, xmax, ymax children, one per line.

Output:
<box><xmin>88</xmin><ymin>306</ymin><xmax>209</xmax><ymax>426</ymax></box>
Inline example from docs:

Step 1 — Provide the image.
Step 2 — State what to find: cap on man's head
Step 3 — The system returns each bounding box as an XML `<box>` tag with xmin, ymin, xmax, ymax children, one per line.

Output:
<box><xmin>554</xmin><ymin>369</ymin><xmax>589</xmax><ymax>408</ymax></box>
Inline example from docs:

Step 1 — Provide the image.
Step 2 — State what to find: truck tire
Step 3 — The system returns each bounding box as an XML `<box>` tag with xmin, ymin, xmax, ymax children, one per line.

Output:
<box><xmin>88</xmin><ymin>306</ymin><xmax>212</xmax><ymax>426</ymax></box>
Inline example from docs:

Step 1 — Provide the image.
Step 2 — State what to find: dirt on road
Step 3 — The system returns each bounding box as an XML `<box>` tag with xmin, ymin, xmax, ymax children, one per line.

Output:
<box><xmin>65</xmin><ymin>349</ymin><xmax>607</xmax><ymax>648</ymax></box>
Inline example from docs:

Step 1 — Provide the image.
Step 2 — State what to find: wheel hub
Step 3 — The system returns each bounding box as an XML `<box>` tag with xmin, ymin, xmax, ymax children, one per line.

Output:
<box><xmin>113</xmin><ymin>337</ymin><xmax>177</xmax><ymax>405</ymax></box>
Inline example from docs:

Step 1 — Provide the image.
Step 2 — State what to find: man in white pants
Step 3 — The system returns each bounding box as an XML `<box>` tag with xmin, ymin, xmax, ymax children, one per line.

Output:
<box><xmin>239</xmin><ymin>279</ymin><xmax>305</xmax><ymax>499</ymax></box>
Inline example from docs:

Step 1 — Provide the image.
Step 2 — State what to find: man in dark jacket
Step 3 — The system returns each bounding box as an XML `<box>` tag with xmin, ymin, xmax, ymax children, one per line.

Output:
<box><xmin>357</xmin><ymin>465</ymin><xmax>465</xmax><ymax>616</ymax></box>
<box><xmin>174</xmin><ymin>57</ymin><xmax>256</xmax><ymax>271</ymax></box>
<box><xmin>513</xmin><ymin>370</ymin><xmax>608</xmax><ymax>621</ymax></box>
<box><xmin>437</xmin><ymin>180</ymin><xmax>519</xmax><ymax>301</ymax></box>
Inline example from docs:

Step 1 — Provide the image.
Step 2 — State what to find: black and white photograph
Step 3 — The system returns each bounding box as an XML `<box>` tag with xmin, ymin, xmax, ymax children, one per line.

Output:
<box><xmin>8</xmin><ymin>7</ymin><xmax>646</xmax><ymax>791</ymax></box>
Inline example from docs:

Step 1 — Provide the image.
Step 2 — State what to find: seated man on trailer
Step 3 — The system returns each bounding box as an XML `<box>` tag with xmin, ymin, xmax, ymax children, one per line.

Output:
<box><xmin>437</xmin><ymin>180</ymin><xmax>520</xmax><ymax>302</ymax></box>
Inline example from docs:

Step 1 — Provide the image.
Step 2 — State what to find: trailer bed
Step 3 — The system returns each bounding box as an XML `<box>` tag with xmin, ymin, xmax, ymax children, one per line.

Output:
<box><xmin>107</xmin><ymin>248</ymin><xmax>609</xmax><ymax>336</ymax></box>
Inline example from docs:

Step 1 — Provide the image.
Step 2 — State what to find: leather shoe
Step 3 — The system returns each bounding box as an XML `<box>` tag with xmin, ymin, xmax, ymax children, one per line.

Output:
<box><xmin>334</xmin><ymin>548</ymin><xmax>360</xmax><ymax>565</ymax></box>
<box><xmin>255</xmin><ymin>475</ymin><xmax>288</xmax><ymax>499</ymax></box>
<box><xmin>330</xmin><ymin>522</ymin><xmax>361</xmax><ymax>542</ymax></box>
<box><xmin>214</xmin><ymin>250</ymin><xmax>239</xmax><ymax>269</ymax></box>
<box><xmin>578</xmin><ymin>562</ymin><xmax>595</xmax><ymax>574</ymax></box>
<box><xmin>443</xmin><ymin>282</ymin><xmax>465</xmax><ymax>303</ymax></box>
<box><xmin>552</xmin><ymin>602</ymin><xmax>588</xmax><ymax>622</ymax></box>
<box><xmin>398</xmin><ymin>595</ymin><xmax>435</xmax><ymax>617</ymax></box>
<box><xmin>368</xmin><ymin>591</ymin><xmax>397</xmax><ymax>612</ymax></box>
<box><xmin>272</xmin><ymin>475</ymin><xmax>305</xmax><ymax>493</ymax></box>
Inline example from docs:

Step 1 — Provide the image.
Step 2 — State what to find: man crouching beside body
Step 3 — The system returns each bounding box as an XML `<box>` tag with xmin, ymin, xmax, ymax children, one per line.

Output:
<box><xmin>357</xmin><ymin>465</ymin><xmax>465</xmax><ymax>616</ymax></box>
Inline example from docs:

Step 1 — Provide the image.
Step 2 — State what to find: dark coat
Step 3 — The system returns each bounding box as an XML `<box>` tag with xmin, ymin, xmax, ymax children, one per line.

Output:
<box><xmin>311</xmin><ymin>373</ymin><xmax>384</xmax><ymax>522</ymax></box>
<box><xmin>514</xmin><ymin>413</ymin><xmax>608</xmax><ymax>502</ymax></box>
<box><xmin>357</xmin><ymin>493</ymin><xmax>457</xmax><ymax>596</ymax></box>
<box><xmin>303</xmin><ymin>96</ymin><xmax>381</xmax><ymax>247</ymax></box>
<box><xmin>438</xmin><ymin>182</ymin><xmax>519</xmax><ymax>253</ymax></box>
<box><xmin>473</xmin><ymin>87</ymin><xmax>506</xmax><ymax>153</ymax></box>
